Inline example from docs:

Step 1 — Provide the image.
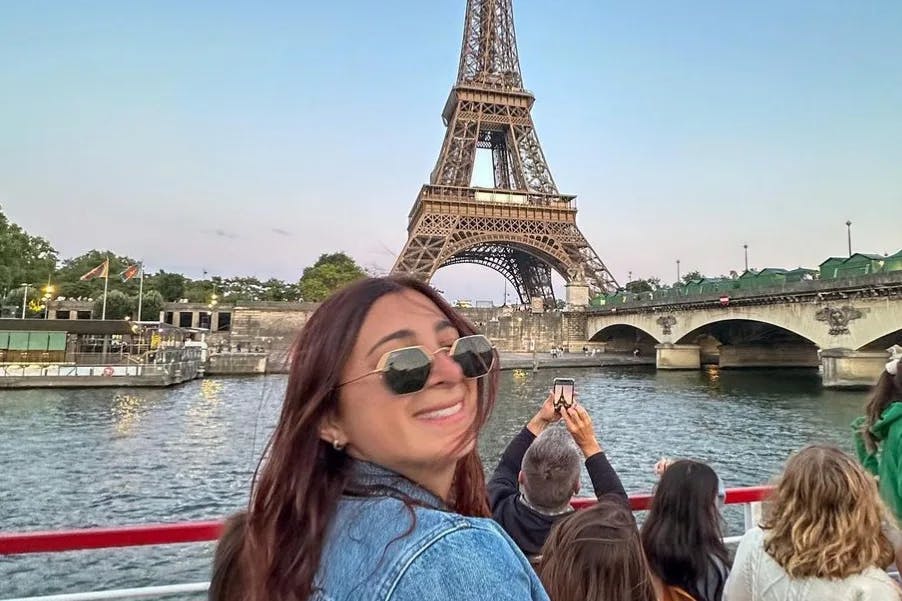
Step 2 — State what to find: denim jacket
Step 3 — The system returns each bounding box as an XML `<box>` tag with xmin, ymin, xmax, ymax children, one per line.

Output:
<box><xmin>313</xmin><ymin>460</ymin><xmax>549</xmax><ymax>601</ymax></box>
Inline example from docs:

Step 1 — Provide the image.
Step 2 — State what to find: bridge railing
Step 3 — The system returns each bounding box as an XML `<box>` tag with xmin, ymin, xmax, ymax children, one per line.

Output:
<box><xmin>590</xmin><ymin>271</ymin><xmax>902</xmax><ymax>312</ymax></box>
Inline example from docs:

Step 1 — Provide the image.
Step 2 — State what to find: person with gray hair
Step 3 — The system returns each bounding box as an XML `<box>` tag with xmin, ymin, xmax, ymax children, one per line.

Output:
<box><xmin>488</xmin><ymin>393</ymin><xmax>627</xmax><ymax>557</ymax></box>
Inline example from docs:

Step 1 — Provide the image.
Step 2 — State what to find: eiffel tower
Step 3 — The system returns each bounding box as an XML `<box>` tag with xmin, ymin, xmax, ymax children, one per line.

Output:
<box><xmin>392</xmin><ymin>0</ymin><xmax>618</xmax><ymax>307</ymax></box>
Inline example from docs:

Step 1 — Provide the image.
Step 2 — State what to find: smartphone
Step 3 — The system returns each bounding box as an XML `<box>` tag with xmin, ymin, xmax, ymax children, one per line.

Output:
<box><xmin>552</xmin><ymin>378</ymin><xmax>575</xmax><ymax>412</ymax></box>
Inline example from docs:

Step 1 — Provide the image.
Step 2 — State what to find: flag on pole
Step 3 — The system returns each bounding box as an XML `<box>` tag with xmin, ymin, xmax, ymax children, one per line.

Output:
<box><xmin>120</xmin><ymin>264</ymin><xmax>140</xmax><ymax>282</ymax></box>
<box><xmin>80</xmin><ymin>259</ymin><xmax>109</xmax><ymax>281</ymax></box>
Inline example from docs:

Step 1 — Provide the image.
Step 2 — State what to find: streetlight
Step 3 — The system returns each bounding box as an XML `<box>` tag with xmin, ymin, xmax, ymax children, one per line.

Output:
<box><xmin>676</xmin><ymin>260</ymin><xmax>681</xmax><ymax>283</ymax></box>
<box><xmin>20</xmin><ymin>283</ymin><xmax>31</xmax><ymax>319</ymax></box>
<box><xmin>628</xmin><ymin>271</ymin><xmax>633</xmax><ymax>283</ymax></box>
<box><xmin>743</xmin><ymin>244</ymin><xmax>749</xmax><ymax>272</ymax></box>
<box><xmin>846</xmin><ymin>220</ymin><xmax>852</xmax><ymax>257</ymax></box>
<box><xmin>42</xmin><ymin>285</ymin><xmax>55</xmax><ymax>319</ymax></box>
<box><xmin>208</xmin><ymin>294</ymin><xmax>219</xmax><ymax>330</ymax></box>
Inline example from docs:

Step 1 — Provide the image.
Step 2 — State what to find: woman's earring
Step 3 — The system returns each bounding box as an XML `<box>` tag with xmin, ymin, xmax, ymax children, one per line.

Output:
<box><xmin>333</xmin><ymin>439</ymin><xmax>346</xmax><ymax>451</ymax></box>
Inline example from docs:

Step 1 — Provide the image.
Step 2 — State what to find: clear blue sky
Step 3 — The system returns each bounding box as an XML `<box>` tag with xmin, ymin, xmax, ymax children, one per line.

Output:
<box><xmin>2</xmin><ymin>1</ymin><xmax>900</xmax><ymax>302</ymax></box>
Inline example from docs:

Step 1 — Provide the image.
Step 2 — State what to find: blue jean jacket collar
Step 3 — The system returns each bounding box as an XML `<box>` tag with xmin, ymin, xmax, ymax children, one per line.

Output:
<box><xmin>346</xmin><ymin>459</ymin><xmax>447</xmax><ymax>510</ymax></box>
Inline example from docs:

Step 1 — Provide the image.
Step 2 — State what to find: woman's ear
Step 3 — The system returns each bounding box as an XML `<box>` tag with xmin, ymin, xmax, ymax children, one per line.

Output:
<box><xmin>319</xmin><ymin>411</ymin><xmax>347</xmax><ymax>448</ymax></box>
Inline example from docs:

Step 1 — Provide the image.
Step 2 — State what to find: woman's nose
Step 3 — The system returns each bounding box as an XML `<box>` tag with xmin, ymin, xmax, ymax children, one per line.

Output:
<box><xmin>430</xmin><ymin>349</ymin><xmax>464</xmax><ymax>383</ymax></box>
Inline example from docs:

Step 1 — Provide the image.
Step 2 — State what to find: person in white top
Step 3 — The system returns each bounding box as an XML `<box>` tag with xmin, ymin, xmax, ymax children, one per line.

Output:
<box><xmin>725</xmin><ymin>444</ymin><xmax>900</xmax><ymax>601</ymax></box>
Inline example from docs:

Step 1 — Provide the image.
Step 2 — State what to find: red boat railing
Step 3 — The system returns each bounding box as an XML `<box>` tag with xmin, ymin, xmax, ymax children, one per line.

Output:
<box><xmin>0</xmin><ymin>486</ymin><xmax>773</xmax><ymax>601</ymax></box>
<box><xmin>0</xmin><ymin>486</ymin><xmax>773</xmax><ymax>557</ymax></box>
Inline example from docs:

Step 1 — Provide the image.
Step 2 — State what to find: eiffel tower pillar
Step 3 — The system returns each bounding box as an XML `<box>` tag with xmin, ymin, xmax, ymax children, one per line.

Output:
<box><xmin>392</xmin><ymin>0</ymin><xmax>618</xmax><ymax>306</ymax></box>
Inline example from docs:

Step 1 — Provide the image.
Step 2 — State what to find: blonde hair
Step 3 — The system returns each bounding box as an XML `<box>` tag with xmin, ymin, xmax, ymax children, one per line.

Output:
<box><xmin>762</xmin><ymin>444</ymin><xmax>894</xmax><ymax>578</ymax></box>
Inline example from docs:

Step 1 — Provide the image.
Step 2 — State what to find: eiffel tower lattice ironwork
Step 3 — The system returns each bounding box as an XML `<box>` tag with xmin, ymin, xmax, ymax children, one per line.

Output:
<box><xmin>392</xmin><ymin>0</ymin><xmax>618</xmax><ymax>307</ymax></box>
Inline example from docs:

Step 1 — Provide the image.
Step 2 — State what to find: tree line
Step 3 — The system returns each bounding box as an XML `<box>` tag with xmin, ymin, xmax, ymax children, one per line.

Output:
<box><xmin>0</xmin><ymin>206</ymin><xmax>368</xmax><ymax>319</ymax></box>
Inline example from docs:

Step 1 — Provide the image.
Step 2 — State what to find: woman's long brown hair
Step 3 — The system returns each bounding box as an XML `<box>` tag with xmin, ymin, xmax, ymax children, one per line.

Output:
<box><xmin>209</xmin><ymin>511</ymin><xmax>247</xmax><ymax>601</ymax></box>
<box><xmin>862</xmin><ymin>367</ymin><xmax>902</xmax><ymax>452</ymax></box>
<box><xmin>539</xmin><ymin>496</ymin><xmax>657</xmax><ymax>601</ymax></box>
<box><xmin>242</xmin><ymin>276</ymin><xmax>498</xmax><ymax>601</ymax></box>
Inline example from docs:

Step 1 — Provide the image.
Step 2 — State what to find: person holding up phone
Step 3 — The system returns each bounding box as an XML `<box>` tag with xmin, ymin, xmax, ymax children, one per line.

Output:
<box><xmin>552</xmin><ymin>377</ymin><xmax>575</xmax><ymax>412</ymax></box>
<box><xmin>487</xmin><ymin>387</ymin><xmax>627</xmax><ymax>558</ymax></box>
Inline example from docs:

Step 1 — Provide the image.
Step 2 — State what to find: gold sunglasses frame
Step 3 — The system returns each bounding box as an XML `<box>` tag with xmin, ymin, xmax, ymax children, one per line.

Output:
<box><xmin>337</xmin><ymin>334</ymin><xmax>496</xmax><ymax>391</ymax></box>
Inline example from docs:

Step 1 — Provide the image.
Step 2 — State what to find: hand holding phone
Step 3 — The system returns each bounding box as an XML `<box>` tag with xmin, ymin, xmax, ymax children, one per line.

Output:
<box><xmin>552</xmin><ymin>377</ymin><xmax>575</xmax><ymax>412</ymax></box>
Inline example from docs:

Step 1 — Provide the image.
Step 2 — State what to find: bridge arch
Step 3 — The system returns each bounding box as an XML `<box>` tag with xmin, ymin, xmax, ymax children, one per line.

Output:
<box><xmin>674</xmin><ymin>317</ymin><xmax>819</xmax><ymax>347</ymax></box>
<box><xmin>673</xmin><ymin>317</ymin><xmax>821</xmax><ymax>368</ymax></box>
<box><xmin>856</xmin><ymin>325</ymin><xmax>902</xmax><ymax>352</ymax></box>
<box><xmin>589</xmin><ymin>322</ymin><xmax>661</xmax><ymax>355</ymax></box>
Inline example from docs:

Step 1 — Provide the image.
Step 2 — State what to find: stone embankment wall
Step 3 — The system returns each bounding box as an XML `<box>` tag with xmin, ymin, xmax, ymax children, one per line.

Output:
<box><xmin>204</xmin><ymin>302</ymin><xmax>596</xmax><ymax>373</ymax></box>
<box><xmin>457</xmin><ymin>307</ymin><xmax>592</xmax><ymax>353</ymax></box>
<box><xmin>206</xmin><ymin>352</ymin><xmax>268</xmax><ymax>375</ymax></box>
<box><xmin>208</xmin><ymin>302</ymin><xmax>318</xmax><ymax>372</ymax></box>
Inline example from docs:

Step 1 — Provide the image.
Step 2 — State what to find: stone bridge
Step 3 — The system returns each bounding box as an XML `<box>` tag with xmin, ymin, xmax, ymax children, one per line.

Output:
<box><xmin>586</xmin><ymin>273</ymin><xmax>902</xmax><ymax>388</ymax></box>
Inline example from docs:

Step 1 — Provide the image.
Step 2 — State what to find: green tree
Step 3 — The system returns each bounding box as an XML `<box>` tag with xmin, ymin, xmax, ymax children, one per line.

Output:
<box><xmin>0</xmin><ymin>206</ymin><xmax>58</xmax><ymax>294</ymax></box>
<box><xmin>2</xmin><ymin>286</ymin><xmax>41</xmax><ymax>318</ymax></box>
<box><xmin>138</xmin><ymin>290</ymin><xmax>165</xmax><ymax>320</ymax></box>
<box><xmin>218</xmin><ymin>276</ymin><xmax>258</xmax><ymax>302</ymax></box>
<box><xmin>261</xmin><ymin>278</ymin><xmax>300</xmax><ymax>301</ymax></box>
<box><xmin>55</xmin><ymin>250</ymin><xmax>140</xmax><ymax>297</ymax></box>
<box><xmin>149</xmin><ymin>271</ymin><xmax>187</xmax><ymax>302</ymax></box>
<box><xmin>681</xmin><ymin>270</ymin><xmax>705</xmax><ymax>284</ymax></box>
<box><xmin>625</xmin><ymin>277</ymin><xmax>664</xmax><ymax>294</ymax></box>
<box><xmin>92</xmin><ymin>290</ymin><xmax>134</xmax><ymax>320</ymax></box>
<box><xmin>298</xmin><ymin>252</ymin><xmax>366</xmax><ymax>302</ymax></box>
<box><xmin>58</xmin><ymin>280</ymin><xmax>96</xmax><ymax>300</ymax></box>
<box><xmin>183</xmin><ymin>277</ymin><xmax>215</xmax><ymax>303</ymax></box>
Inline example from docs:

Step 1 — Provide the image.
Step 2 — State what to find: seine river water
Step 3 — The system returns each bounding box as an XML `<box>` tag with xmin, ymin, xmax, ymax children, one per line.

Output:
<box><xmin>0</xmin><ymin>367</ymin><xmax>868</xmax><ymax>598</ymax></box>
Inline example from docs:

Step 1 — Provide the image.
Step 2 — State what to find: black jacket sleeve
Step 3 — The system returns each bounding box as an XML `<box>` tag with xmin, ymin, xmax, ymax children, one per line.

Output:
<box><xmin>488</xmin><ymin>427</ymin><xmax>535</xmax><ymax>510</ymax></box>
<box><xmin>584</xmin><ymin>451</ymin><xmax>628</xmax><ymax>504</ymax></box>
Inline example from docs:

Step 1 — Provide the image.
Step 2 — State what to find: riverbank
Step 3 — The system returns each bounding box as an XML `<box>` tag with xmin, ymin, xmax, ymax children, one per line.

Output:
<box><xmin>498</xmin><ymin>352</ymin><xmax>654</xmax><ymax>370</ymax></box>
<box><xmin>203</xmin><ymin>351</ymin><xmax>655</xmax><ymax>376</ymax></box>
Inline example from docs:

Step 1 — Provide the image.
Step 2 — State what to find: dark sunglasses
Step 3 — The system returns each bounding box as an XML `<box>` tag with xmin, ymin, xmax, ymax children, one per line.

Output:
<box><xmin>337</xmin><ymin>334</ymin><xmax>496</xmax><ymax>395</ymax></box>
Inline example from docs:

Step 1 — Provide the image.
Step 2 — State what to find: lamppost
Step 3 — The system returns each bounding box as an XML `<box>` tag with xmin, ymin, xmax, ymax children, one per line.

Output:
<box><xmin>743</xmin><ymin>244</ymin><xmax>749</xmax><ymax>272</ymax></box>
<box><xmin>20</xmin><ymin>283</ymin><xmax>31</xmax><ymax>319</ymax></box>
<box><xmin>41</xmin><ymin>285</ymin><xmax>55</xmax><ymax>319</ymax></box>
<box><xmin>676</xmin><ymin>260</ymin><xmax>681</xmax><ymax>283</ymax></box>
<box><xmin>846</xmin><ymin>220</ymin><xmax>852</xmax><ymax>257</ymax></box>
<box><xmin>208</xmin><ymin>293</ymin><xmax>219</xmax><ymax>331</ymax></box>
<box><xmin>628</xmin><ymin>271</ymin><xmax>632</xmax><ymax>283</ymax></box>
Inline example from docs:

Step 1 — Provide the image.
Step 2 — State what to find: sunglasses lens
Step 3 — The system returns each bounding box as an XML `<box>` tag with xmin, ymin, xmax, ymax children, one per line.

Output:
<box><xmin>382</xmin><ymin>347</ymin><xmax>432</xmax><ymax>395</ymax></box>
<box><xmin>452</xmin><ymin>335</ymin><xmax>495</xmax><ymax>378</ymax></box>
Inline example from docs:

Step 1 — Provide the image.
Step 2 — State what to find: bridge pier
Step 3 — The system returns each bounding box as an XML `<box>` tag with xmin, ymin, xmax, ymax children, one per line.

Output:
<box><xmin>655</xmin><ymin>343</ymin><xmax>701</xmax><ymax>370</ymax></box>
<box><xmin>565</xmin><ymin>282</ymin><xmax>590</xmax><ymax>308</ymax></box>
<box><xmin>719</xmin><ymin>344</ymin><xmax>820</xmax><ymax>369</ymax></box>
<box><xmin>820</xmin><ymin>348</ymin><xmax>886</xmax><ymax>389</ymax></box>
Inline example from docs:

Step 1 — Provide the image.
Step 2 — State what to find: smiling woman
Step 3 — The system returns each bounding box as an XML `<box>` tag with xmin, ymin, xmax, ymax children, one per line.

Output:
<box><xmin>226</xmin><ymin>276</ymin><xmax>549</xmax><ymax>601</ymax></box>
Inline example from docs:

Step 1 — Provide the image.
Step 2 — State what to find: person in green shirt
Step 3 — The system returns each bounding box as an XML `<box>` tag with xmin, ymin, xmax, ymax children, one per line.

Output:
<box><xmin>853</xmin><ymin>345</ymin><xmax>902</xmax><ymax>520</ymax></box>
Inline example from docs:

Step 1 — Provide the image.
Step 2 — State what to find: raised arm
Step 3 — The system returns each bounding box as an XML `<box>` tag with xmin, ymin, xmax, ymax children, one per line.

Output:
<box><xmin>561</xmin><ymin>404</ymin><xmax>627</xmax><ymax>502</ymax></box>
<box><xmin>488</xmin><ymin>393</ymin><xmax>557</xmax><ymax>508</ymax></box>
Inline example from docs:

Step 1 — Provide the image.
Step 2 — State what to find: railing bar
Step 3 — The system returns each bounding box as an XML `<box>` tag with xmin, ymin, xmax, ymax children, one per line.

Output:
<box><xmin>1</xmin><ymin>487</ymin><xmax>774</xmax><ymax>556</ymax></box>
<box><xmin>1</xmin><ymin>582</ymin><xmax>209</xmax><ymax>601</ymax></box>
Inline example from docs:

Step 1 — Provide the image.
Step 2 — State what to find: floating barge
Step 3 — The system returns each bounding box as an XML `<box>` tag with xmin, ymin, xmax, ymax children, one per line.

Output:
<box><xmin>0</xmin><ymin>319</ymin><xmax>205</xmax><ymax>389</ymax></box>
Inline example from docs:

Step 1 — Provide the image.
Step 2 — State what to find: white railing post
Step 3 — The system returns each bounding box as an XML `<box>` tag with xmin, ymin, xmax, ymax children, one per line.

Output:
<box><xmin>743</xmin><ymin>501</ymin><xmax>763</xmax><ymax>532</ymax></box>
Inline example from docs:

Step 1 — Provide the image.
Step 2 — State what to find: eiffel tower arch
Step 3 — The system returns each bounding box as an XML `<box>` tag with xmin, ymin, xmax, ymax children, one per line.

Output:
<box><xmin>392</xmin><ymin>0</ymin><xmax>618</xmax><ymax>307</ymax></box>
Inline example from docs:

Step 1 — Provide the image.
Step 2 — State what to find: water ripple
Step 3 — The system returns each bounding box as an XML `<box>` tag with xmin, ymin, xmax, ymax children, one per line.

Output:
<box><xmin>0</xmin><ymin>368</ymin><xmax>867</xmax><ymax>596</ymax></box>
